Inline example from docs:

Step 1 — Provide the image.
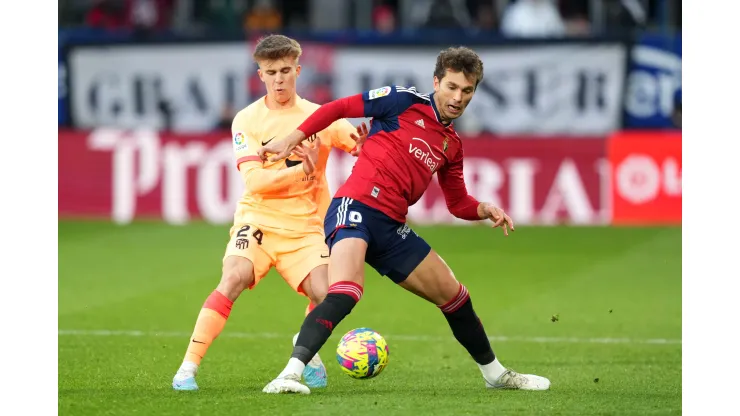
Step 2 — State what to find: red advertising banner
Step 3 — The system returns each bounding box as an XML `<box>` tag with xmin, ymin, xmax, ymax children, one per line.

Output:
<box><xmin>608</xmin><ymin>130</ymin><xmax>682</xmax><ymax>225</ymax></box>
<box><xmin>59</xmin><ymin>129</ymin><xmax>608</xmax><ymax>225</ymax></box>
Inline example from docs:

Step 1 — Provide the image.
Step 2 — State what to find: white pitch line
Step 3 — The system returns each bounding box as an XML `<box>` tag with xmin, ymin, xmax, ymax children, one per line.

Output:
<box><xmin>57</xmin><ymin>329</ymin><xmax>681</xmax><ymax>345</ymax></box>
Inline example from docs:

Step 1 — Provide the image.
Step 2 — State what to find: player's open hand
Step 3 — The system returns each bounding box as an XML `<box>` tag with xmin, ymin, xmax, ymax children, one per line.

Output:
<box><xmin>349</xmin><ymin>122</ymin><xmax>369</xmax><ymax>157</ymax></box>
<box><xmin>258</xmin><ymin>130</ymin><xmax>304</xmax><ymax>162</ymax></box>
<box><xmin>480</xmin><ymin>203</ymin><xmax>515</xmax><ymax>236</ymax></box>
<box><xmin>292</xmin><ymin>136</ymin><xmax>321</xmax><ymax>175</ymax></box>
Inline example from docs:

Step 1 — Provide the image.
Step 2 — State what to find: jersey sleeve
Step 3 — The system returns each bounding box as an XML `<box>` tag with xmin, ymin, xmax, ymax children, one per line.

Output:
<box><xmin>296</xmin><ymin>85</ymin><xmax>420</xmax><ymax>139</ymax></box>
<box><xmin>437</xmin><ymin>147</ymin><xmax>481</xmax><ymax>221</ymax></box>
<box><xmin>329</xmin><ymin>119</ymin><xmax>358</xmax><ymax>153</ymax></box>
<box><xmin>231</xmin><ymin>110</ymin><xmax>262</xmax><ymax>168</ymax></box>
<box><xmin>361</xmin><ymin>85</ymin><xmax>402</xmax><ymax>119</ymax></box>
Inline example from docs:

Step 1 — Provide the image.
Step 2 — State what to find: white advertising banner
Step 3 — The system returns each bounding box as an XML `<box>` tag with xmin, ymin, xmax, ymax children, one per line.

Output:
<box><xmin>68</xmin><ymin>43</ymin><xmax>251</xmax><ymax>132</ymax></box>
<box><xmin>333</xmin><ymin>44</ymin><xmax>627</xmax><ymax>136</ymax></box>
<box><xmin>68</xmin><ymin>41</ymin><xmax>627</xmax><ymax>136</ymax></box>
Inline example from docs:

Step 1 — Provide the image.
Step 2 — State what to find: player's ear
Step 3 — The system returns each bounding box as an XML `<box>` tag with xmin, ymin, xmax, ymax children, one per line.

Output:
<box><xmin>295</xmin><ymin>64</ymin><xmax>302</xmax><ymax>77</ymax></box>
<box><xmin>433</xmin><ymin>76</ymin><xmax>441</xmax><ymax>92</ymax></box>
<box><xmin>257</xmin><ymin>69</ymin><xmax>264</xmax><ymax>82</ymax></box>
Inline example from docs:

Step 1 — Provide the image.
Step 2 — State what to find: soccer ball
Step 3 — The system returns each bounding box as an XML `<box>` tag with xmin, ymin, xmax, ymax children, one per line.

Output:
<box><xmin>336</xmin><ymin>327</ymin><xmax>389</xmax><ymax>379</ymax></box>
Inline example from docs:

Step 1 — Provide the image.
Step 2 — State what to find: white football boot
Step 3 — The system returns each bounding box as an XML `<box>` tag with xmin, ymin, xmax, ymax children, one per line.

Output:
<box><xmin>262</xmin><ymin>373</ymin><xmax>311</xmax><ymax>394</ymax></box>
<box><xmin>172</xmin><ymin>362</ymin><xmax>199</xmax><ymax>391</ymax></box>
<box><xmin>487</xmin><ymin>370</ymin><xmax>551</xmax><ymax>391</ymax></box>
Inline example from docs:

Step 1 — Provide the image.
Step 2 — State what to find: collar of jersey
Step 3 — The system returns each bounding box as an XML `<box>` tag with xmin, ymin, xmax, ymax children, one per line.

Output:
<box><xmin>428</xmin><ymin>92</ymin><xmax>454</xmax><ymax>129</ymax></box>
<box><xmin>261</xmin><ymin>95</ymin><xmax>304</xmax><ymax>112</ymax></box>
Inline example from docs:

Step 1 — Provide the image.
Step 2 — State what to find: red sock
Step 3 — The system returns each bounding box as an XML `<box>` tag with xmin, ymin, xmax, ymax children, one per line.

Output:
<box><xmin>305</xmin><ymin>301</ymin><xmax>316</xmax><ymax>316</ymax></box>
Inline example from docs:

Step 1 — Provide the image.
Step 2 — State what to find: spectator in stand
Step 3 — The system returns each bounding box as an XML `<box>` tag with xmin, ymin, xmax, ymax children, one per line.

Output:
<box><xmin>372</xmin><ymin>1</ymin><xmax>397</xmax><ymax>34</ymax></box>
<box><xmin>85</xmin><ymin>0</ymin><xmax>174</xmax><ymax>33</ymax></box>
<box><xmin>500</xmin><ymin>0</ymin><xmax>566</xmax><ymax>38</ymax></box>
<box><xmin>85</xmin><ymin>0</ymin><xmax>129</xmax><ymax>30</ymax></box>
<box><xmin>201</xmin><ymin>0</ymin><xmax>245</xmax><ymax>33</ymax></box>
<box><xmin>469</xmin><ymin>0</ymin><xmax>499</xmax><ymax>32</ymax></box>
<box><xmin>244</xmin><ymin>0</ymin><xmax>283</xmax><ymax>33</ymax></box>
<box><xmin>423</xmin><ymin>0</ymin><xmax>473</xmax><ymax>29</ymax></box>
<box><xmin>558</xmin><ymin>0</ymin><xmax>591</xmax><ymax>36</ymax></box>
<box><xmin>128</xmin><ymin>0</ymin><xmax>175</xmax><ymax>34</ymax></box>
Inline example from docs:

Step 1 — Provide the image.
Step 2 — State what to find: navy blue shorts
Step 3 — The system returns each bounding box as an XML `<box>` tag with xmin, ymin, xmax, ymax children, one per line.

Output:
<box><xmin>324</xmin><ymin>197</ymin><xmax>431</xmax><ymax>284</ymax></box>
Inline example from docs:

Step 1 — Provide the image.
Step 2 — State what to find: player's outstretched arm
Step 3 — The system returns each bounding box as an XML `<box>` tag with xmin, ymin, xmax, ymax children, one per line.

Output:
<box><xmin>258</xmin><ymin>94</ymin><xmax>367</xmax><ymax>162</ymax></box>
<box><xmin>438</xmin><ymin>153</ymin><xmax>515</xmax><ymax>236</ymax></box>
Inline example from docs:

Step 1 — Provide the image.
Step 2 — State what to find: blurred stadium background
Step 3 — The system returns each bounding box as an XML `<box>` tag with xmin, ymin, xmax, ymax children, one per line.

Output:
<box><xmin>58</xmin><ymin>1</ymin><xmax>682</xmax><ymax>414</ymax></box>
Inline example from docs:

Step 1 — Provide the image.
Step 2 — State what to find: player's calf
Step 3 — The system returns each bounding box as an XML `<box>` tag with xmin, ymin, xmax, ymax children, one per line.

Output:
<box><xmin>399</xmin><ymin>251</ymin><xmax>508</xmax><ymax>384</ymax></box>
<box><xmin>292</xmin><ymin>281</ymin><xmax>363</xmax><ymax>363</ymax></box>
<box><xmin>265</xmin><ymin>229</ymin><xmax>369</xmax><ymax>392</ymax></box>
<box><xmin>290</xmin><ymin>237</ymin><xmax>367</xmax><ymax>364</ymax></box>
<box><xmin>267</xmin><ymin>280</ymin><xmax>363</xmax><ymax>392</ymax></box>
<box><xmin>399</xmin><ymin>250</ymin><xmax>550</xmax><ymax>390</ymax></box>
<box><xmin>438</xmin><ymin>284</ymin><xmax>496</xmax><ymax>365</ymax></box>
<box><xmin>437</xmin><ymin>283</ymin><xmax>551</xmax><ymax>390</ymax></box>
<box><xmin>297</xmin><ymin>265</ymin><xmax>332</xmax><ymax>388</ymax></box>
<box><xmin>173</xmin><ymin>257</ymin><xmax>255</xmax><ymax>391</ymax></box>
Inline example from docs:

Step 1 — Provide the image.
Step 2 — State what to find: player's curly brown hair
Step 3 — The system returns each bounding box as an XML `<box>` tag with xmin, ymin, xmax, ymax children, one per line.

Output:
<box><xmin>253</xmin><ymin>34</ymin><xmax>303</xmax><ymax>62</ymax></box>
<box><xmin>433</xmin><ymin>47</ymin><xmax>484</xmax><ymax>88</ymax></box>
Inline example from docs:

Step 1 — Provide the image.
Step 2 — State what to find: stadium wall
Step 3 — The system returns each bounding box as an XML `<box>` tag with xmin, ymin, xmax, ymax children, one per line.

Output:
<box><xmin>58</xmin><ymin>31</ymin><xmax>681</xmax><ymax>226</ymax></box>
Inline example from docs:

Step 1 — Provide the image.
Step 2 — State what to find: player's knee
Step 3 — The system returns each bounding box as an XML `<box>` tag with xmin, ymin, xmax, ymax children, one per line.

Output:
<box><xmin>218</xmin><ymin>258</ymin><xmax>255</xmax><ymax>298</ymax></box>
<box><xmin>303</xmin><ymin>284</ymin><xmax>327</xmax><ymax>306</ymax></box>
<box><xmin>303</xmin><ymin>266</ymin><xmax>329</xmax><ymax>305</ymax></box>
<box><xmin>308</xmin><ymin>289</ymin><xmax>327</xmax><ymax>306</ymax></box>
<box><xmin>403</xmin><ymin>251</ymin><xmax>460</xmax><ymax>305</ymax></box>
<box><xmin>439</xmin><ymin>273</ymin><xmax>462</xmax><ymax>303</ymax></box>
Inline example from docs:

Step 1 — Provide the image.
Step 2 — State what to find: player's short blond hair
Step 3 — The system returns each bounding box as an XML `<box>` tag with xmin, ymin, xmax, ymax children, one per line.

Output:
<box><xmin>434</xmin><ymin>47</ymin><xmax>484</xmax><ymax>88</ymax></box>
<box><xmin>253</xmin><ymin>34</ymin><xmax>302</xmax><ymax>63</ymax></box>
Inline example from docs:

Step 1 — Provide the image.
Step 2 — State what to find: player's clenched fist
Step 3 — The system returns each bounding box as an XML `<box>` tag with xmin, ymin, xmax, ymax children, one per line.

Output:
<box><xmin>477</xmin><ymin>203</ymin><xmax>515</xmax><ymax>236</ymax></box>
<box><xmin>291</xmin><ymin>136</ymin><xmax>321</xmax><ymax>175</ymax></box>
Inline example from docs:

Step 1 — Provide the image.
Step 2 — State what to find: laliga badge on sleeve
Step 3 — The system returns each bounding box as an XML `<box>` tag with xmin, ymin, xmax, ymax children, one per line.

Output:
<box><xmin>233</xmin><ymin>131</ymin><xmax>248</xmax><ymax>152</ymax></box>
<box><xmin>368</xmin><ymin>86</ymin><xmax>391</xmax><ymax>100</ymax></box>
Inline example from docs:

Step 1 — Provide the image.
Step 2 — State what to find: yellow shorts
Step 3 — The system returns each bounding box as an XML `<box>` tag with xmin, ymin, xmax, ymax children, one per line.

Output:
<box><xmin>223</xmin><ymin>223</ymin><xmax>330</xmax><ymax>295</ymax></box>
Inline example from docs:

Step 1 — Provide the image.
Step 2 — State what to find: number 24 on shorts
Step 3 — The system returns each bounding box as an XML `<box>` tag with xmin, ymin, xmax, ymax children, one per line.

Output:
<box><xmin>235</xmin><ymin>225</ymin><xmax>264</xmax><ymax>249</ymax></box>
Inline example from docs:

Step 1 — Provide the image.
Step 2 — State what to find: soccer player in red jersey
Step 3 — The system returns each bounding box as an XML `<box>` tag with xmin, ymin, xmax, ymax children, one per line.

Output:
<box><xmin>258</xmin><ymin>47</ymin><xmax>550</xmax><ymax>394</ymax></box>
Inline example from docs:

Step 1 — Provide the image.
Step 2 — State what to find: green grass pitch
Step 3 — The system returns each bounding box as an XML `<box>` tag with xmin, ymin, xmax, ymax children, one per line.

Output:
<box><xmin>59</xmin><ymin>221</ymin><xmax>681</xmax><ymax>415</ymax></box>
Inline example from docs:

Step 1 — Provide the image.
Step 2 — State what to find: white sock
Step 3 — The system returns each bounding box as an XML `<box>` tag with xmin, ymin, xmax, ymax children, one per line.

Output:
<box><xmin>175</xmin><ymin>361</ymin><xmax>198</xmax><ymax>379</ymax></box>
<box><xmin>278</xmin><ymin>357</ymin><xmax>306</xmax><ymax>378</ymax></box>
<box><xmin>478</xmin><ymin>358</ymin><xmax>507</xmax><ymax>383</ymax></box>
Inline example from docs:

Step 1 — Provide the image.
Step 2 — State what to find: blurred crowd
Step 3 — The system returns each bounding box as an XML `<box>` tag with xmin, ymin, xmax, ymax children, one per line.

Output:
<box><xmin>59</xmin><ymin>0</ymin><xmax>681</xmax><ymax>38</ymax></box>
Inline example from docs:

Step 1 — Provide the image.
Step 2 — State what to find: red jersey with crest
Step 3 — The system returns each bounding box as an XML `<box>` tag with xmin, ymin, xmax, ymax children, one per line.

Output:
<box><xmin>295</xmin><ymin>85</ymin><xmax>480</xmax><ymax>223</ymax></box>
